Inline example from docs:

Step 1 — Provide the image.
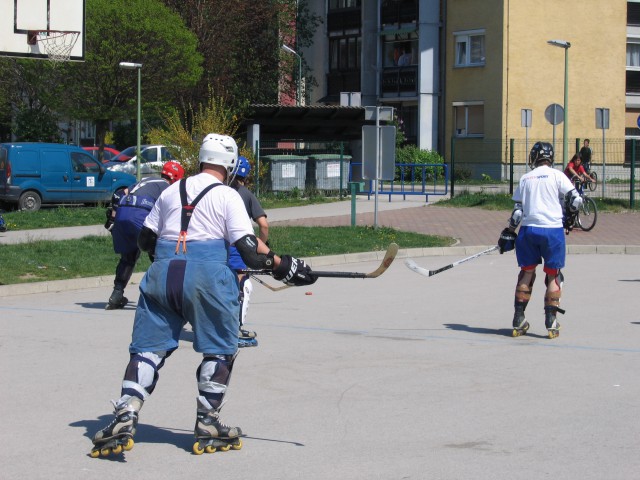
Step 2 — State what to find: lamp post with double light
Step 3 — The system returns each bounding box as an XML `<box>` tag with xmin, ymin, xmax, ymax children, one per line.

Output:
<box><xmin>281</xmin><ymin>44</ymin><xmax>302</xmax><ymax>106</ymax></box>
<box><xmin>119</xmin><ymin>62</ymin><xmax>143</xmax><ymax>180</ymax></box>
<box><xmin>547</xmin><ymin>40</ymin><xmax>571</xmax><ymax>168</ymax></box>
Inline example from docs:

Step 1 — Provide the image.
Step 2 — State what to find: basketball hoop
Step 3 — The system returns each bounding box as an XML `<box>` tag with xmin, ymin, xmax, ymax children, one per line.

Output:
<box><xmin>30</xmin><ymin>30</ymin><xmax>80</xmax><ymax>63</ymax></box>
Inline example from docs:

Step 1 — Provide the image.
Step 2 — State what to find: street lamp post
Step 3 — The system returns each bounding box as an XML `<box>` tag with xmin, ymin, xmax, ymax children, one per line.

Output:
<box><xmin>281</xmin><ymin>44</ymin><xmax>302</xmax><ymax>106</ymax></box>
<box><xmin>119</xmin><ymin>62</ymin><xmax>143</xmax><ymax>181</ymax></box>
<box><xmin>547</xmin><ymin>40</ymin><xmax>571</xmax><ymax>168</ymax></box>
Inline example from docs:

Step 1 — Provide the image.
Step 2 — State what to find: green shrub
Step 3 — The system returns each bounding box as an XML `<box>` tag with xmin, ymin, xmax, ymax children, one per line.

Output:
<box><xmin>395</xmin><ymin>145</ymin><xmax>445</xmax><ymax>182</ymax></box>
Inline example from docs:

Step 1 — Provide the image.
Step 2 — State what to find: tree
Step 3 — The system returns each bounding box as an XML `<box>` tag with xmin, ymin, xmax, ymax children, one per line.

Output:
<box><xmin>147</xmin><ymin>92</ymin><xmax>244</xmax><ymax>176</ymax></box>
<box><xmin>161</xmin><ymin>0</ymin><xmax>322</xmax><ymax>107</ymax></box>
<box><xmin>49</xmin><ymin>0</ymin><xmax>203</xmax><ymax>148</ymax></box>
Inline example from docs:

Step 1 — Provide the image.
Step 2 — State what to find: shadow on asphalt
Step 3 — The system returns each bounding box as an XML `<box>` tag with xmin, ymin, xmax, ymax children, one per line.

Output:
<box><xmin>443</xmin><ymin>323</ymin><xmax>549</xmax><ymax>339</ymax></box>
<box><xmin>76</xmin><ymin>302</ymin><xmax>137</xmax><ymax>310</ymax></box>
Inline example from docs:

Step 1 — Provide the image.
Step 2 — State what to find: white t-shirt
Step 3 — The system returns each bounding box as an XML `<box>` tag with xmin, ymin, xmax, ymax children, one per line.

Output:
<box><xmin>144</xmin><ymin>173</ymin><xmax>254</xmax><ymax>244</ymax></box>
<box><xmin>512</xmin><ymin>165</ymin><xmax>576</xmax><ymax>228</ymax></box>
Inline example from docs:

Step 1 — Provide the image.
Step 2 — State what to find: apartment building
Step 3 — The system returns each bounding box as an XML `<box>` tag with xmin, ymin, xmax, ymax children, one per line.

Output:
<box><xmin>304</xmin><ymin>0</ymin><xmax>626</xmax><ymax>177</ymax></box>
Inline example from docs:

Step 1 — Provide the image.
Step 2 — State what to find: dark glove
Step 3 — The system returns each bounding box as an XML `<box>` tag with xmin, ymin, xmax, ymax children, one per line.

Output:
<box><xmin>272</xmin><ymin>255</ymin><xmax>317</xmax><ymax>286</ymax></box>
<box><xmin>498</xmin><ymin>228</ymin><xmax>517</xmax><ymax>254</ymax></box>
<box><xmin>104</xmin><ymin>208</ymin><xmax>114</xmax><ymax>231</ymax></box>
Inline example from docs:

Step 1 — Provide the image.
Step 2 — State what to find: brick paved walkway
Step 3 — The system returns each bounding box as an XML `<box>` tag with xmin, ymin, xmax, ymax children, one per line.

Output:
<box><xmin>272</xmin><ymin>205</ymin><xmax>640</xmax><ymax>247</ymax></box>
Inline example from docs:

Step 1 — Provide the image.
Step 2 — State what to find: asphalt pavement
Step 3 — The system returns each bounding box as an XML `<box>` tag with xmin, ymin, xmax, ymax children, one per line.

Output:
<box><xmin>0</xmin><ymin>197</ymin><xmax>639</xmax><ymax>479</ymax></box>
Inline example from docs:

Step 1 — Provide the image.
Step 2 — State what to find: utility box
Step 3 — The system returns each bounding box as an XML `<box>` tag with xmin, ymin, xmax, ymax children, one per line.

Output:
<box><xmin>262</xmin><ymin>155</ymin><xmax>308</xmax><ymax>192</ymax></box>
<box><xmin>309</xmin><ymin>154</ymin><xmax>352</xmax><ymax>190</ymax></box>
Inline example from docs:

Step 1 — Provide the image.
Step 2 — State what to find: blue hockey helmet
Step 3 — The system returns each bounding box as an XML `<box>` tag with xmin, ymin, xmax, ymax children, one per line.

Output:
<box><xmin>235</xmin><ymin>156</ymin><xmax>251</xmax><ymax>178</ymax></box>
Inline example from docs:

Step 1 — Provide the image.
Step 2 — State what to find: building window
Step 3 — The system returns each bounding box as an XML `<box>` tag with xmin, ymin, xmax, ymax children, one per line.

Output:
<box><xmin>453</xmin><ymin>103</ymin><xmax>484</xmax><ymax>137</ymax></box>
<box><xmin>628</xmin><ymin>2</ymin><xmax>640</xmax><ymax>26</ymax></box>
<box><xmin>454</xmin><ymin>30</ymin><xmax>485</xmax><ymax>67</ymax></box>
<box><xmin>383</xmin><ymin>39</ymin><xmax>418</xmax><ymax>67</ymax></box>
<box><xmin>329</xmin><ymin>0</ymin><xmax>360</xmax><ymax>8</ymax></box>
<box><xmin>627</xmin><ymin>40</ymin><xmax>640</xmax><ymax>68</ymax></box>
<box><xmin>329</xmin><ymin>36</ymin><xmax>361</xmax><ymax>72</ymax></box>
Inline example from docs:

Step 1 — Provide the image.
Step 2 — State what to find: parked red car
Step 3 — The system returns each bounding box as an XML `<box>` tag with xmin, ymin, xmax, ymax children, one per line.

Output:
<box><xmin>82</xmin><ymin>146</ymin><xmax>121</xmax><ymax>163</ymax></box>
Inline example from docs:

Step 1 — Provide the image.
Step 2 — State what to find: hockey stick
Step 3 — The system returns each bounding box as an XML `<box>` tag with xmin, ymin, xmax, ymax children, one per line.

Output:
<box><xmin>250</xmin><ymin>274</ymin><xmax>291</xmax><ymax>292</ymax></box>
<box><xmin>239</xmin><ymin>243</ymin><xmax>399</xmax><ymax>279</ymax></box>
<box><xmin>404</xmin><ymin>245</ymin><xmax>499</xmax><ymax>277</ymax></box>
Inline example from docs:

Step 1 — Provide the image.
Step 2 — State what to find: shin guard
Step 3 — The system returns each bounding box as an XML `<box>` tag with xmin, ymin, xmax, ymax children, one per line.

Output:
<box><xmin>197</xmin><ymin>355</ymin><xmax>236</xmax><ymax>410</ymax></box>
<box><xmin>120</xmin><ymin>351</ymin><xmax>168</xmax><ymax>402</ymax></box>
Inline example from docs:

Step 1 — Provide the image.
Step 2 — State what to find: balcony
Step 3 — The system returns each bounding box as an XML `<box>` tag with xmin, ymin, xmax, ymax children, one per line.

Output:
<box><xmin>381</xmin><ymin>0</ymin><xmax>418</xmax><ymax>26</ymax></box>
<box><xmin>381</xmin><ymin>66</ymin><xmax>418</xmax><ymax>97</ymax></box>
<box><xmin>327</xmin><ymin>71</ymin><xmax>361</xmax><ymax>97</ymax></box>
<box><xmin>327</xmin><ymin>9</ymin><xmax>361</xmax><ymax>32</ymax></box>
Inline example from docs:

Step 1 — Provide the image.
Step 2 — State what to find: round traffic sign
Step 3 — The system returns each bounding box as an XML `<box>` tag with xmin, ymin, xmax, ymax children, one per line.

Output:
<box><xmin>545</xmin><ymin>104</ymin><xmax>564</xmax><ymax>125</ymax></box>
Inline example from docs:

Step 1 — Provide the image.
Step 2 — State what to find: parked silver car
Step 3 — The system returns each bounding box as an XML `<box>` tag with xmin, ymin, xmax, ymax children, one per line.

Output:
<box><xmin>104</xmin><ymin>145</ymin><xmax>177</xmax><ymax>177</ymax></box>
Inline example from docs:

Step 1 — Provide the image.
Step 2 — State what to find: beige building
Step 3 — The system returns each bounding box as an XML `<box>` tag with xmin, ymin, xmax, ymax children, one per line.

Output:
<box><xmin>445</xmin><ymin>0</ymin><xmax>626</xmax><ymax>176</ymax></box>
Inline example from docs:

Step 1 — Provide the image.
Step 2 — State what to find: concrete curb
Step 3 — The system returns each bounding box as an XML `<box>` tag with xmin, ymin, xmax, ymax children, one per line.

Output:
<box><xmin>1</xmin><ymin>244</ymin><xmax>637</xmax><ymax>298</ymax></box>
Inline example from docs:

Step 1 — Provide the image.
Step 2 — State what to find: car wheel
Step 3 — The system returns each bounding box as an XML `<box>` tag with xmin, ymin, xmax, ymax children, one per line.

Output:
<box><xmin>18</xmin><ymin>191</ymin><xmax>42</xmax><ymax>211</ymax></box>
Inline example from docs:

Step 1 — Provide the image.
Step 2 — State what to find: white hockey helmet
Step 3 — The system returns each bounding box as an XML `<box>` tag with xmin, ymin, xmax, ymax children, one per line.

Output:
<box><xmin>198</xmin><ymin>133</ymin><xmax>238</xmax><ymax>175</ymax></box>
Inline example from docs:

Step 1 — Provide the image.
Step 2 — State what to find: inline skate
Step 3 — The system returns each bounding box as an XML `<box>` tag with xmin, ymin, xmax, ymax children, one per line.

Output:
<box><xmin>511</xmin><ymin>305</ymin><xmax>529</xmax><ymax>337</ymax></box>
<box><xmin>192</xmin><ymin>396</ymin><xmax>243</xmax><ymax>454</ymax></box>
<box><xmin>105</xmin><ymin>288</ymin><xmax>128</xmax><ymax>310</ymax></box>
<box><xmin>90</xmin><ymin>396</ymin><xmax>142</xmax><ymax>458</ymax></box>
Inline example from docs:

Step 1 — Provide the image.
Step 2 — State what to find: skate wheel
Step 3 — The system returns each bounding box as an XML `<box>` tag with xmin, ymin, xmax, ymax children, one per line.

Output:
<box><xmin>122</xmin><ymin>438</ymin><xmax>134</xmax><ymax>451</ymax></box>
<box><xmin>100</xmin><ymin>447</ymin><xmax>111</xmax><ymax>456</ymax></box>
<box><xmin>90</xmin><ymin>449</ymin><xmax>100</xmax><ymax>458</ymax></box>
<box><xmin>218</xmin><ymin>444</ymin><xmax>231</xmax><ymax>452</ymax></box>
<box><xmin>205</xmin><ymin>445</ymin><xmax>217</xmax><ymax>454</ymax></box>
<box><xmin>112</xmin><ymin>444</ymin><xmax>123</xmax><ymax>455</ymax></box>
<box><xmin>511</xmin><ymin>329</ymin><xmax>519</xmax><ymax>337</ymax></box>
<box><xmin>193</xmin><ymin>441</ymin><xmax>205</xmax><ymax>455</ymax></box>
<box><xmin>232</xmin><ymin>439</ymin><xmax>243</xmax><ymax>450</ymax></box>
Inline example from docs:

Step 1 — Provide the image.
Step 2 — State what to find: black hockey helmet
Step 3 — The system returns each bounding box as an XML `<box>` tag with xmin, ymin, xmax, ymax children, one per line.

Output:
<box><xmin>529</xmin><ymin>142</ymin><xmax>554</xmax><ymax>168</ymax></box>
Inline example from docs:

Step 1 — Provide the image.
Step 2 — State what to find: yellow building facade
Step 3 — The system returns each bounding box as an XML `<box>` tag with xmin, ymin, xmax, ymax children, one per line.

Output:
<box><xmin>445</xmin><ymin>0</ymin><xmax>626</xmax><ymax>175</ymax></box>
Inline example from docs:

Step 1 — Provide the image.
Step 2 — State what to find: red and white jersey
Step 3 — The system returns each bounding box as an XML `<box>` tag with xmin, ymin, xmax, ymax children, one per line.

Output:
<box><xmin>513</xmin><ymin>165</ymin><xmax>575</xmax><ymax>228</ymax></box>
<box><xmin>144</xmin><ymin>172</ymin><xmax>254</xmax><ymax>244</ymax></box>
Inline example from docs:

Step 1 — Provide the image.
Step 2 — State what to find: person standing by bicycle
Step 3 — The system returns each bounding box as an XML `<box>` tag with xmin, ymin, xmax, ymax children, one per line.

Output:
<box><xmin>579</xmin><ymin>139</ymin><xmax>592</xmax><ymax>174</ymax></box>
<box><xmin>497</xmin><ymin>142</ymin><xmax>582</xmax><ymax>339</ymax></box>
<box><xmin>564</xmin><ymin>153</ymin><xmax>595</xmax><ymax>189</ymax></box>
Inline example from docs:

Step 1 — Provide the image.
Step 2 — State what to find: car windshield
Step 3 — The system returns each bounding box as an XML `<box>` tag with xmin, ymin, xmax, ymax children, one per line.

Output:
<box><xmin>111</xmin><ymin>146</ymin><xmax>137</xmax><ymax>162</ymax></box>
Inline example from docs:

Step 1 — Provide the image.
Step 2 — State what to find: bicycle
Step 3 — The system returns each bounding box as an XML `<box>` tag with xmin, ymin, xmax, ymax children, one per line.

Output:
<box><xmin>566</xmin><ymin>176</ymin><xmax>597</xmax><ymax>232</ymax></box>
<box><xmin>582</xmin><ymin>162</ymin><xmax>597</xmax><ymax>191</ymax></box>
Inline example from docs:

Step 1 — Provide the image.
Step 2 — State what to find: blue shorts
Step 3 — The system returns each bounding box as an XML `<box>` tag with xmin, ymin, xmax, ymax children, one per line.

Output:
<box><xmin>111</xmin><ymin>207</ymin><xmax>149</xmax><ymax>255</ymax></box>
<box><xmin>129</xmin><ymin>239</ymin><xmax>239</xmax><ymax>355</ymax></box>
<box><xmin>515</xmin><ymin>226</ymin><xmax>566</xmax><ymax>272</ymax></box>
<box><xmin>227</xmin><ymin>245</ymin><xmax>246</xmax><ymax>271</ymax></box>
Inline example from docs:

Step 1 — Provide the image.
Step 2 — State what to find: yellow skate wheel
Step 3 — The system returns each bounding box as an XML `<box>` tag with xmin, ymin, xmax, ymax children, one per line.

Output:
<box><xmin>511</xmin><ymin>329</ymin><xmax>519</xmax><ymax>337</ymax></box>
<box><xmin>205</xmin><ymin>445</ymin><xmax>217</xmax><ymax>454</ymax></box>
<box><xmin>232</xmin><ymin>439</ymin><xmax>243</xmax><ymax>450</ymax></box>
<box><xmin>90</xmin><ymin>449</ymin><xmax>100</xmax><ymax>458</ymax></box>
<box><xmin>100</xmin><ymin>447</ymin><xmax>111</xmax><ymax>457</ymax></box>
<box><xmin>193</xmin><ymin>442</ymin><xmax>205</xmax><ymax>455</ymax></box>
<box><xmin>122</xmin><ymin>438</ymin><xmax>134</xmax><ymax>451</ymax></box>
<box><xmin>112</xmin><ymin>444</ymin><xmax>123</xmax><ymax>455</ymax></box>
<box><xmin>219</xmin><ymin>444</ymin><xmax>231</xmax><ymax>452</ymax></box>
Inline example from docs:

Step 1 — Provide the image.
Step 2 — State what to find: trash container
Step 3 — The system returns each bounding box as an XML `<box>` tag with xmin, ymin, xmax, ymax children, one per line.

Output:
<box><xmin>309</xmin><ymin>154</ymin><xmax>352</xmax><ymax>191</ymax></box>
<box><xmin>263</xmin><ymin>155</ymin><xmax>308</xmax><ymax>192</ymax></box>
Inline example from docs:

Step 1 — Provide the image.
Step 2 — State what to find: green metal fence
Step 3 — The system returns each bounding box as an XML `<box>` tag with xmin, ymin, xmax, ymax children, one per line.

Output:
<box><xmin>450</xmin><ymin>137</ymin><xmax>639</xmax><ymax>206</ymax></box>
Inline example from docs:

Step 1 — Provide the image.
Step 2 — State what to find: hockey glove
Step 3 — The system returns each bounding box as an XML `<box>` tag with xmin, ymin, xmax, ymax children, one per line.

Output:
<box><xmin>273</xmin><ymin>255</ymin><xmax>317</xmax><ymax>286</ymax></box>
<box><xmin>498</xmin><ymin>228</ymin><xmax>517</xmax><ymax>254</ymax></box>
<box><xmin>104</xmin><ymin>208</ymin><xmax>114</xmax><ymax>231</ymax></box>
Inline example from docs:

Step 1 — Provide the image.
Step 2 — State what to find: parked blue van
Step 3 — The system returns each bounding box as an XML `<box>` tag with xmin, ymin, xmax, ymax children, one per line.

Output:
<box><xmin>0</xmin><ymin>143</ymin><xmax>136</xmax><ymax>211</ymax></box>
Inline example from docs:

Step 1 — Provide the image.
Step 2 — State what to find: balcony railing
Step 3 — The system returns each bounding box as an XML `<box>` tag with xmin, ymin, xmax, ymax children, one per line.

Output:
<box><xmin>381</xmin><ymin>66</ymin><xmax>418</xmax><ymax>96</ymax></box>
<box><xmin>327</xmin><ymin>71</ymin><xmax>361</xmax><ymax>96</ymax></box>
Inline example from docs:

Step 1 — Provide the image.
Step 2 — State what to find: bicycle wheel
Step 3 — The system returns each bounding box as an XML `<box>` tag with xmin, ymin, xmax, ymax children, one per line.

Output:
<box><xmin>577</xmin><ymin>196</ymin><xmax>597</xmax><ymax>231</ymax></box>
<box><xmin>588</xmin><ymin>171</ymin><xmax>597</xmax><ymax>192</ymax></box>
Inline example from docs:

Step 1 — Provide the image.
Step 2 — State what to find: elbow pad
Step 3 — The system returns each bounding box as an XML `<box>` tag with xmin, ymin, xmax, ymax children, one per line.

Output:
<box><xmin>138</xmin><ymin>226</ymin><xmax>158</xmax><ymax>253</ymax></box>
<box><xmin>508</xmin><ymin>203</ymin><xmax>523</xmax><ymax>229</ymax></box>
<box><xmin>235</xmin><ymin>234</ymin><xmax>275</xmax><ymax>270</ymax></box>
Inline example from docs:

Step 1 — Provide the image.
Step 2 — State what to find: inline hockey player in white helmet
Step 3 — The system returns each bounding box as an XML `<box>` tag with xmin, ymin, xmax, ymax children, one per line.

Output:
<box><xmin>498</xmin><ymin>141</ymin><xmax>582</xmax><ymax>339</ymax></box>
<box><xmin>90</xmin><ymin>133</ymin><xmax>316</xmax><ymax>457</ymax></box>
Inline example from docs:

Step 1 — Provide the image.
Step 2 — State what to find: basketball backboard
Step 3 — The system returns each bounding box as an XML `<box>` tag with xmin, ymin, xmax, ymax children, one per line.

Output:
<box><xmin>0</xmin><ymin>0</ymin><xmax>85</xmax><ymax>61</ymax></box>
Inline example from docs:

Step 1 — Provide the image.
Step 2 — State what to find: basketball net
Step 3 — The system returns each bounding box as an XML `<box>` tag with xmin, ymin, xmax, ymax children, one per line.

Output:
<box><xmin>37</xmin><ymin>31</ymin><xmax>80</xmax><ymax>63</ymax></box>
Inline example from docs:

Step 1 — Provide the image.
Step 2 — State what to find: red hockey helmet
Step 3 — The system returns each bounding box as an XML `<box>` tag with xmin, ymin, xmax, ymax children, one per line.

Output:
<box><xmin>161</xmin><ymin>161</ymin><xmax>185</xmax><ymax>183</ymax></box>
